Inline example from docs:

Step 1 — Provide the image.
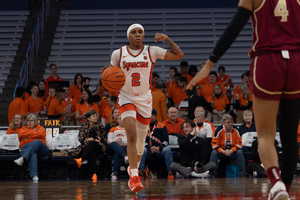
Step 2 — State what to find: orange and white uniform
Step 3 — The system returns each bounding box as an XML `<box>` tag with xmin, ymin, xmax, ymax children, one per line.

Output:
<box><xmin>110</xmin><ymin>45</ymin><xmax>166</xmax><ymax>125</ymax></box>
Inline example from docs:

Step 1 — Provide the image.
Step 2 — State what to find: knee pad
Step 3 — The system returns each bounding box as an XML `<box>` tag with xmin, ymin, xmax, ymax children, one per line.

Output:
<box><xmin>136</xmin><ymin>121</ymin><xmax>148</xmax><ymax>155</ymax></box>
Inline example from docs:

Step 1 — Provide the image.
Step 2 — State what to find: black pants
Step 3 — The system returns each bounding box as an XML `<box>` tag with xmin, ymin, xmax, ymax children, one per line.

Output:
<box><xmin>81</xmin><ymin>141</ymin><xmax>105</xmax><ymax>174</ymax></box>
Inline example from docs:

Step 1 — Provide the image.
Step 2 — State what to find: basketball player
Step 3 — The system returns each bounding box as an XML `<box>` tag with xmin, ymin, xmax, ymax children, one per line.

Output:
<box><xmin>108</xmin><ymin>24</ymin><xmax>184</xmax><ymax>192</ymax></box>
<box><xmin>187</xmin><ymin>0</ymin><xmax>300</xmax><ymax>199</ymax></box>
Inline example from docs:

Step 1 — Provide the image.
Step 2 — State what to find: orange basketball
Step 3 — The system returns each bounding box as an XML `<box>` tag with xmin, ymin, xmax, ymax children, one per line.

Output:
<box><xmin>101</xmin><ymin>67</ymin><xmax>126</xmax><ymax>91</ymax></box>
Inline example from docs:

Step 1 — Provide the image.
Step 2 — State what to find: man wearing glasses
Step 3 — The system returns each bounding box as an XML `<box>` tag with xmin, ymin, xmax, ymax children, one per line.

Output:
<box><xmin>210</xmin><ymin>114</ymin><xmax>246</xmax><ymax>177</ymax></box>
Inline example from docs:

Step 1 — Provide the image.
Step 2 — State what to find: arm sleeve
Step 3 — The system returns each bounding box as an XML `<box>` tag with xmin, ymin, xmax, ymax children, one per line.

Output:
<box><xmin>209</xmin><ymin>7</ymin><xmax>252</xmax><ymax>63</ymax></box>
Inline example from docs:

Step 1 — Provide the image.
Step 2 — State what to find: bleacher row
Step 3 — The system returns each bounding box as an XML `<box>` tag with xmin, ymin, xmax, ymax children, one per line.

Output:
<box><xmin>44</xmin><ymin>8</ymin><xmax>253</xmax><ymax>91</ymax></box>
<box><xmin>0</xmin><ymin>11</ymin><xmax>29</xmax><ymax>94</ymax></box>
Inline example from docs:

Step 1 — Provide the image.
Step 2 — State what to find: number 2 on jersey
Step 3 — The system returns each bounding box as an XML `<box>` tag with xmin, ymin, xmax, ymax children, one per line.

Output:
<box><xmin>274</xmin><ymin>0</ymin><xmax>289</xmax><ymax>22</ymax></box>
<box><xmin>131</xmin><ymin>73</ymin><xmax>140</xmax><ymax>86</ymax></box>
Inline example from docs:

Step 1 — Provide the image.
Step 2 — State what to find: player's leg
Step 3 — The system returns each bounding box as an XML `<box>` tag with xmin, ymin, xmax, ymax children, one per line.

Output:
<box><xmin>123</xmin><ymin>116</ymin><xmax>138</xmax><ymax>170</ymax></box>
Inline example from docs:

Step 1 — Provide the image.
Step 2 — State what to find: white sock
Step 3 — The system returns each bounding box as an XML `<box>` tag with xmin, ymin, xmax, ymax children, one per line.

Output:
<box><xmin>131</xmin><ymin>168</ymin><xmax>138</xmax><ymax>178</ymax></box>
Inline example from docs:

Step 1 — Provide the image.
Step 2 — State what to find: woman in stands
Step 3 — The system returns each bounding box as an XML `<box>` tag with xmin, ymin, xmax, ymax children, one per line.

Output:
<box><xmin>13</xmin><ymin>114</ymin><xmax>48</xmax><ymax>181</ymax></box>
<box><xmin>69</xmin><ymin>73</ymin><xmax>83</xmax><ymax>99</ymax></box>
<box><xmin>106</xmin><ymin>23</ymin><xmax>184</xmax><ymax>192</ymax></box>
<box><xmin>234</xmin><ymin>83</ymin><xmax>253</xmax><ymax>123</ymax></box>
<box><xmin>75</xmin><ymin>90</ymin><xmax>99</xmax><ymax>125</ymax></box>
<box><xmin>73</xmin><ymin>110</ymin><xmax>108</xmax><ymax>181</ymax></box>
<box><xmin>37</xmin><ymin>80</ymin><xmax>48</xmax><ymax>102</ymax></box>
<box><xmin>108</xmin><ymin>115</ymin><xmax>128</xmax><ymax>180</ymax></box>
<box><xmin>6</xmin><ymin>114</ymin><xmax>24</xmax><ymax>135</ymax></box>
<box><xmin>206</xmin><ymin>83</ymin><xmax>230</xmax><ymax>124</ymax></box>
<box><xmin>187</xmin><ymin>0</ymin><xmax>300</xmax><ymax>199</ymax></box>
<box><xmin>105</xmin><ymin>108</ymin><xmax>119</xmax><ymax>134</ymax></box>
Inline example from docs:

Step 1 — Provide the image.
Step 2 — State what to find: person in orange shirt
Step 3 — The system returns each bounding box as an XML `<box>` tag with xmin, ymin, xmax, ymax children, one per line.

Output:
<box><xmin>152</xmin><ymin>80</ymin><xmax>168</xmax><ymax>122</ymax></box>
<box><xmin>92</xmin><ymin>95</ymin><xmax>106</xmax><ymax>117</ymax></box>
<box><xmin>37</xmin><ymin>80</ymin><xmax>48</xmax><ymax>102</ymax></box>
<box><xmin>63</xmin><ymin>84</ymin><xmax>77</xmax><ymax>125</ymax></box>
<box><xmin>24</xmin><ymin>84</ymin><xmax>45</xmax><ymax>117</ymax></box>
<box><xmin>13</xmin><ymin>114</ymin><xmax>48</xmax><ymax>181</ymax></box>
<box><xmin>69</xmin><ymin>73</ymin><xmax>83</xmax><ymax>99</ymax></box>
<box><xmin>167</xmin><ymin>72</ymin><xmax>181</xmax><ymax>107</ymax></box>
<box><xmin>179</xmin><ymin>61</ymin><xmax>192</xmax><ymax>84</ymax></box>
<box><xmin>234</xmin><ymin>83</ymin><xmax>253</xmax><ymax>123</ymax></box>
<box><xmin>233</xmin><ymin>73</ymin><xmax>250</xmax><ymax>101</ymax></box>
<box><xmin>48</xmin><ymin>88</ymin><xmax>69</xmax><ymax>123</ymax></box>
<box><xmin>196</xmin><ymin>63</ymin><xmax>209</xmax><ymax>91</ymax></box>
<box><xmin>74</xmin><ymin>77</ymin><xmax>92</xmax><ymax>102</ymax></box>
<box><xmin>206</xmin><ymin>84</ymin><xmax>230</xmax><ymax>124</ymax></box>
<box><xmin>162</xmin><ymin>107</ymin><xmax>185</xmax><ymax>136</ymax></box>
<box><xmin>173</xmin><ymin>76</ymin><xmax>189</xmax><ymax>108</ymax></box>
<box><xmin>75</xmin><ymin>90</ymin><xmax>99</xmax><ymax>125</ymax></box>
<box><xmin>150</xmin><ymin>72</ymin><xmax>159</xmax><ymax>93</ymax></box>
<box><xmin>101</xmin><ymin>95</ymin><xmax>117</xmax><ymax>126</ymax></box>
<box><xmin>45</xmin><ymin>64</ymin><xmax>64</xmax><ymax>90</ymax></box>
<box><xmin>188</xmin><ymin>65</ymin><xmax>198</xmax><ymax>78</ymax></box>
<box><xmin>217</xmin><ymin>65</ymin><xmax>234</xmax><ymax>102</ymax></box>
<box><xmin>198</xmin><ymin>71</ymin><xmax>226</xmax><ymax>102</ymax></box>
<box><xmin>6</xmin><ymin>114</ymin><xmax>24</xmax><ymax>135</ymax></box>
<box><xmin>44</xmin><ymin>83</ymin><xmax>58</xmax><ymax>109</ymax></box>
<box><xmin>166</xmin><ymin>66</ymin><xmax>177</xmax><ymax>94</ymax></box>
<box><xmin>8</xmin><ymin>87</ymin><xmax>25</xmax><ymax>124</ymax></box>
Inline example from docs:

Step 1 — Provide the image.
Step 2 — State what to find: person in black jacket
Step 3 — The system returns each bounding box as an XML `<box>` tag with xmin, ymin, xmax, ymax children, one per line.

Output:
<box><xmin>170</xmin><ymin>120</ymin><xmax>216</xmax><ymax>178</ymax></box>
<box><xmin>138</xmin><ymin>109</ymin><xmax>173</xmax><ymax>177</ymax></box>
<box><xmin>186</xmin><ymin>87</ymin><xmax>206</xmax><ymax>120</ymax></box>
<box><xmin>238</xmin><ymin>110</ymin><xmax>256</xmax><ymax>153</ymax></box>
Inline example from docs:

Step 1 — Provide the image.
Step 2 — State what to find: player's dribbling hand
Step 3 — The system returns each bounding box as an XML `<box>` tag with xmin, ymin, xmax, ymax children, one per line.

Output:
<box><xmin>155</xmin><ymin>33</ymin><xmax>168</xmax><ymax>42</ymax></box>
<box><xmin>100</xmin><ymin>65</ymin><xmax>108</xmax><ymax>74</ymax></box>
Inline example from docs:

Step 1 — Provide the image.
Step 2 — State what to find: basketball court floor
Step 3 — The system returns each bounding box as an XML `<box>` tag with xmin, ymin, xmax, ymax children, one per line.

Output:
<box><xmin>1</xmin><ymin>177</ymin><xmax>300</xmax><ymax>200</ymax></box>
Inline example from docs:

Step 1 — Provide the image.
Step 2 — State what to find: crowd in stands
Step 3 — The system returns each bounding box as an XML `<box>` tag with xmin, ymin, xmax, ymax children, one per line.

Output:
<box><xmin>5</xmin><ymin>61</ymin><xmax>300</xmax><ymax>180</ymax></box>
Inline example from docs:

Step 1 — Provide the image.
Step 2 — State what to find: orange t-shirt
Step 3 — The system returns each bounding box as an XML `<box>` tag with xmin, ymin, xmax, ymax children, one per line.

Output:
<box><xmin>24</xmin><ymin>96</ymin><xmax>44</xmax><ymax>114</ymax></box>
<box><xmin>218</xmin><ymin>75</ymin><xmax>231</xmax><ymax>87</ymax></box>
<box><xmin>207</xmin><ymin>95</ymin><xmax>230</xmax><ymax>111</ymax></box>
<box><xmin>45</xmin><ymin>75</ymin><xmax>63</xmax><ymax>90</ymax></box>
<box><xmin>76</xmin><ymin>102</ymin><xmax>99</xmax><ymax>122</ymax></box>
<box><xmin>173</xmin><ymin>89</ymin><xmax>188</xmax><ymax>106</ymax></box>
<box><xmin>18</xmin><ymin>125</ymin><xmax>46</xmax><ymax>147</ymax></box>
<box><xmin>198</xmin><ymin>82</ymin><xmax>226</xmax><ymax>102</ymax></box>
<box><xmin>24</xmin><ymin>92</ymin><xmax>31</xmax><ymax>101</ymax></box>
<box><xmin>102</xmin><ymin>105</ymin><xmax>113</xmax><ymax>124</ymax></box>
<box><xmin>6</xmin><ymin>127</ymin><xmax>22</xmax><ymax>135</ymax></box>
<box><xmin>8</xmin><ymin>97</ymin><xmax>26</xmax><ymax>124</ymax></box>
<box><xmin>69</xmin><ymin>85</ymin><xmax>80</xmax><ymax>99</ymax></box>
<box><xmin>238</xmin><ymin>92</ymin><xmax>253</xmax><ymax>111</ymax></box>
<box><xmin>168</xmin><ymin>84</ymin><xmax>181</xmax><ymax>98</ymax></box>
<box><xmin>48</xmin><ymin>99</ymin><xmax>66</xmax><ymax>122</ymax></box>
<box><xmin>74</xmin><ymin>90</ymin><xmax>83</xmax><ymax>103</ymax></box>
<box><xmin>197</xmin><ymin>76</ymin><xmax>209</xmax><ymax>86</ymax></box>
<box><xmin>166</xmin><ymin>80</ymin><xmax>176</xmax><ymax>91</ymax></box>
<box><xmin>98</xmin><ymin>98</ymin><xmax>108</xmax><ymax>117</ymax></box>
<box><xmin>45</xmin><ymin>95</ymin><xmax>56</xmax><ymax>109</ymax></box>
<box><xmin>181</xmin><ymin>73</ymin><xmax>193</xmax><ymax>84</ymax></box>
<box><xmin>162</xmin><ymin>118</ymin><xmax>185</xmax><ymax>136</ymax></box>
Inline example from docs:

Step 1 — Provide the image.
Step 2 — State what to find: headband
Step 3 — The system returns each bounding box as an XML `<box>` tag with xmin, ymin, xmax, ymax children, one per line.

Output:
<box><xmin>127</xmin><ymin>24</ymin><xmax>144</xmax><ymax>39</ymax></box>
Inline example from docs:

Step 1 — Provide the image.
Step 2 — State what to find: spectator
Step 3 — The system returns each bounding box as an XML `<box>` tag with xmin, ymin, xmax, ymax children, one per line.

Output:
<box><xmin>37</xmin><ymin>80</ymin><xmax>48</xmax><ymax>102</ymax></box>
<box><xmin>45</xmin><ymin>83</ymin><xmax>58</xmax><ymax>109</ymax></box>
<box><xmin>73</xmin><ymin>110</ymin><xmax>108</xmax><ymax>181</ymax></box>
<box><xmin>92</xmin><ymin>95</ymin><xmax>108</xmax><ymax>118</ymax></box>
<box><xmin>37</xmin><ymin>110</ymin><xmax>48</xmax><ymax>120</ymax></box>
<box><xmin>210</xmin><ymin>114</ymin><xmax>246</xmax><ymax>177</ymax></box>
<box><xmin>238</xmin><ymin>110</ymin><xmax>256</xmax><ymax>153</ymax></box>
<box><xmin>138</xmin><ymin>109</ymin><xmax>174</xmax><ymax>179</ymax></box>
<box><xmin>173</xmin><ymin>76</ymin><xmax>189</xmax><ymax>119</ymax></box>
<box><xmin>233</xmin><ymin>73</ymin><xmax>250</xmax><ymax>101</ymax></box>
<box><xmin>187</xmin><ymin>87</ymin><xmax>206</xmax><ymax>120</ymax></box>
<box><xmin>70</xmin><ymin>79</ymin><xmax>75</xmax><ymax>87</ymax></box>
<box><xmin>179</xmin><ymin>61</ymin><xmax>192</xmax><ymax>84</ymax></box>
<box><xmin>234</xmin><ymin>83</ymin><xmax>253</xmax><ymax>123</ymax></box>
<box><xmin>75</xmin><ymin>90</ymin><xmax>99</xmax><ymax>125</ymax></box>
<box><xmin>45</xmin><ymin>64</ymin><xmax>63</xmax><ymax>90</ymax></box>
<box><xmin>47</xmin><ymin>88</ymin><xmax>69</xmax><ymax>123</ymax></box>
<box><xmin>218</xmin><ymin>65</ymin><xmax>234</xmax><ymax>102</ymax></box>
<box><xmin>63</xmin><ymin>84</ymin><xmax>77</xmax><ymax>125</ymax></box>
<box><xmin>196</xmin><ymin>63</ymin><xmax>209</xmax><ymax>90</ymax></box>
<box><xmin>69</xmin><ymin>73</ymin><xmax>83</xmax><ymax>99</ymax></box>
<box><xmin>162</xmin><ymin>107</ymin><xmax>185</xmax><ymax>136</ymax></box>
<box><xmin>150</xmin><ymin>72</ymin><xmax>160</xmax><ymax>92</ymax></box>
<box><xmin>170</xmin><ymin>120</ymin><xmax>216</xmax><ymax>178</ymax></box>
<box><xmin>206</xmin><ymin>84</ymin><xmax>230</xmax><ymax>124</ymax></box>
<box><xmin>194</xmin><ymin>111</ymin><xmax>214</xmax><ymax>163</ymax></box>
<box><xmin>8</xmin><ymin>87</ymin><xmax>25</xmax><ymax>124</ymax></box>
<box><xmin>193</xmin><ymin>106</ymin><xmax>216</xmax><ymax>134</ymax></box>
<box><xmin>108</xmin><ymin>115</ymin><xmax>128</xmax><ymax>180</ymax></box>
<box><xmin>188</xmin><ymin>65</ymin><xmax>198</xmax><ymax>78</ymax></box>
<box><xmin>74</xmin><ymin>77</ymin><xmax>92</xmax><ymax>102</ymax></box>
<box><xmin>167</xmin><ymin>72</ymin><xmax>181</xmax><ymax>107</ymax></box>
<box><xmin>166</xmin><ymin>66</ymin><xmax>178</xmax><ymax>94</ymax></box>
<box><xmin>198</xmin><ymin>71</ymin><xmax>226</xmax><ymax>102</ymax></box>
<box><xmin>105</xmin><ymin>108</ymin><xmax>119</xmax><ymax>134</ymax></box>
<box><xmin>24</xmin><ymin>81</ymin><xmax>36</xmax><ymax>101</ymax></box>
<box><xmin>13</xmin><ymin>114</ymin><xmax>49</xmax><ymax>181</ymax></box>
<box><xmin>152</xmin><ymin>80</ymin><xmax>168</xmax><ymax>122</ymax></box>
<box><xmin>24</xmin><ymin>84</ymin><xmax>44</xmax><ymax>117</ymax></box>
<box><xmin>6</xmin><ymin>114</ymin><xmax>24</xmax><ymax>135</ymax></box>
<box><xmin>101</xmin><ymin>96</ymin><xmax>117</xmax><ymax>126</ymax></box>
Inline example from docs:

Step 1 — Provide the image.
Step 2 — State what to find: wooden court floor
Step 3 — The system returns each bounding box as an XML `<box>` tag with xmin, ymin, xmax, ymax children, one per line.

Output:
<box><xmin>0</xmin><ymin>177</ymin><xmax>300</xmax><ymax>200</ymax></box>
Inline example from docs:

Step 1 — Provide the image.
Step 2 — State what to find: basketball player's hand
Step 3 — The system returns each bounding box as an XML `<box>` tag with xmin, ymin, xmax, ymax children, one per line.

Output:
<box><xmin>100</xmin><ymin>65</ymin><xmax>108</xmax><ymax>74</ymax></box>
<box><xmin>187</xmin><ymin>60</ymin><xmax>214</xmax><ymax>90</ymax></box>
<box><xmin>155</xmin><ymin>33</ymin><xmax>168</xmax><ymax>42</ymax></box>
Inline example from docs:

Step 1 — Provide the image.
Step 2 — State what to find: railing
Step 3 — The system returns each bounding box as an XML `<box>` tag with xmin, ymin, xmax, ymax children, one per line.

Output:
<box><xmin>13</xmin><ymin>0</ymin><xmax>51</xmax><ymax>98</ymax></box>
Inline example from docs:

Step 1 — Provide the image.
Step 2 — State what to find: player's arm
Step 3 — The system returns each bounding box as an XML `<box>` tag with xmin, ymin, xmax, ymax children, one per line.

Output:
<box><xmin>154</xmin><ymin>33</ymin><xmax>184</xmax><ymax>60</ymax></box>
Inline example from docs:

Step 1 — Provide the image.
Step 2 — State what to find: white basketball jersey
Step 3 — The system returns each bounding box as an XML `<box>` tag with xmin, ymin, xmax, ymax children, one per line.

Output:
<box><xmin>119</xmin><ymin>45</ymin><xmax>154</xmax><ymax>94</ymax></box>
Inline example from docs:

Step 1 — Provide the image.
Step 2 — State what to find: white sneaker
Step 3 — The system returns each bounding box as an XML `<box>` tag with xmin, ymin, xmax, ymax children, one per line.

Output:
<box><xmin>82</xmin><ymin>160</ymin><xmax>88</xmax><ymax>164</ymax></box>
<box><xmin>191</xmin><ymin>170</ymin><xmax>210</xmax><ymax>178</ymax></box>
<box><xmin>32</xmin><ymin>176</ymin><xmax>39</xmax><ymax>181</ymax></box>
<box><xmin>268</xmin><ymin>181</ymin><xmax>289</xmax><ymax>200</ymax></box>
<box><xmin>124</xmin><ymin>156</ymin><xmax>129</xmax><ymax>164</ymax></box>
<box><xmin>14</xmin><ymin>157</ymin><xmax>24</xmax><ymax>166</ymax></box>
<box><xmin>111</xmin><ymin>175</ymin><xmax>118</xmax><ymax>180</ymax></box>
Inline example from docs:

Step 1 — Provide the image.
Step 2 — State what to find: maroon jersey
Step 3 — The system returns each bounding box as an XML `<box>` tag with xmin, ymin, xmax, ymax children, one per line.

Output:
<box><xmin>249</xmin><ymin>0</ymin><xmax>300</xmax><ymax>57</ymax></box>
